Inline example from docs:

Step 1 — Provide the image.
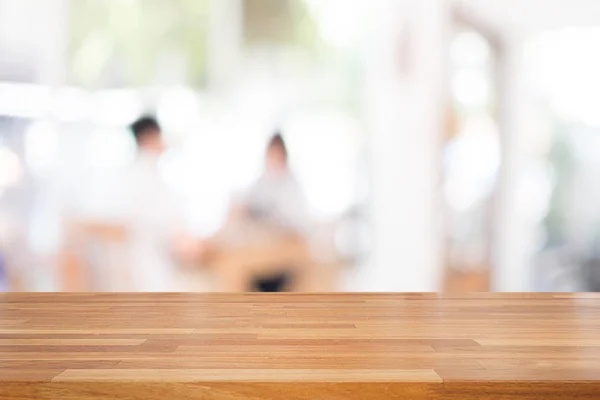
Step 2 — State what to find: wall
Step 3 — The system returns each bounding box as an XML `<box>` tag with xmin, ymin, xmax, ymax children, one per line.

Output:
<box><xmin>0</xmin><ymin>0</ymin><xmax>69</xmax><ymax>84</ymax></box>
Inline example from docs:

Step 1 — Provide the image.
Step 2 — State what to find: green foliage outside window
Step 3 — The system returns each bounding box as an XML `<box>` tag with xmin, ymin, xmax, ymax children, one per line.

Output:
<box><xmin>69</xmin><ymin>0</ymin><xmax>210</xmax><ymax>88</ymax></box>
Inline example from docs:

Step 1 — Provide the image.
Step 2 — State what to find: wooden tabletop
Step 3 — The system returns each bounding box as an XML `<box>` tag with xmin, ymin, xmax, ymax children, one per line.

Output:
<box><xmin>2</xmin><ymin>293</ymin><xmax>600</xmax><ymax>399</ymax></box>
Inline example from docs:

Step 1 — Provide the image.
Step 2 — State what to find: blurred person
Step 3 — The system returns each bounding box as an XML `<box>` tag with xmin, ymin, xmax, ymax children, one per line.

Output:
<box><xmin>68</xmin><ymin>116</ymin><xmax>199</xmax><ymax>292</ymax></box>
<box><xmin>221</xmin><ymin>132</ymin><xmax>312</xmax><ymax>292</ymax></box>
<box><xmin>117</xmin><ymin>116</ymin><xmax>198</xmax><ymax>291</ymax></box>
<box><xmin>235</xmin><ymin>133</ymin><xmax>310</xmax><ymax>232</ymax></box>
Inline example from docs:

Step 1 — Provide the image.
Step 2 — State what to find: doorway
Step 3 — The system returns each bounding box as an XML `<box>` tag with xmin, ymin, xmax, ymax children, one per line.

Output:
<box><xmin>442</xmin><ymin>13</ymin><xmax>503</xmax><ymax>292</ymax></box>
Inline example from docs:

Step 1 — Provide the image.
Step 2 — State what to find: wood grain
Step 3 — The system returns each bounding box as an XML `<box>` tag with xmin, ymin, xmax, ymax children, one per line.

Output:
<box><xmin>1</xmin><ymin>293</ymin><xmax>600</xmax><ymax>399</ymax></box>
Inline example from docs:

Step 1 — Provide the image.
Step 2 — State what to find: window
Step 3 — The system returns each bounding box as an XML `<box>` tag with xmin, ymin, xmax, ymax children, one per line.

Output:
<box><xmin>443</xmin><ymin>20</ymin><xmax>502</xmax><ymax>290</ymax></box>
<box><xmin>69</xmin><ymin>0</ymin><xmax>210</xmax><ymax>88</ymax></box>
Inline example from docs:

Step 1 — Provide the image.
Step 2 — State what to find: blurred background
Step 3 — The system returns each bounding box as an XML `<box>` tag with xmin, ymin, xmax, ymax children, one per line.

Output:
<box><xmin>1</xmin><ymin>0</ymin><xmax>600</xmax><ymax>292</ymax></box>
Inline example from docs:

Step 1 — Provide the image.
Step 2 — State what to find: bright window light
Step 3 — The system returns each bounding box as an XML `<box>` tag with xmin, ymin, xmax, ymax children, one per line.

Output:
<box><xmin>89</xmin><ymin>89</ymin><xmax>143</xmax><ymax>127</ymax></box>
<box><xmin>444</xmin><ymin>116</ymin><xmax>500</xmax><ymax>212</ymax></box>
<box><xmin>526</xmin><ymin>27</ymin><xmax>600</xmax><ymax>126</ymax></box>
<box><xmin>0</xmin><ymin>146</ymin><xmax>23</xmax><ymax>190</ymax></box>
<box><xmin>0</xmin><ymin>83</ymin><xmax>51</xmax><ymax>119</ymax></box>
<box><xmin>284</xmin><ymin>112</ymin><xmax>360</xmax><ymax>218</ymax></box>
<box><xmin>451</xmin><ymin>31</ymin><xmax>491</xmax><ymax>67</ymax></box>
<box><xmin>452</xmin><ymin>69</ymin><xmax>490</xmax><ymax>107</ymax></box>
<box><xmin>86</xmin><ymin>128</ymin><xmax>136</xmax><ymax>170</ymax></box>
<box><xmin>157</xmin><ymin>87</ymin><xmax>201</xmax><ymax>135</ymax></box>
<box><xmin>51</xmin><ymin>87</ymin><xmax>90</xmax><ymax>122</ymax></box>
<box><xmin>24</xmin><ymin>121</ymin><xmax>59</xmax><ymax>178</ymax></box>
<box><xmin>305</xmin><ymin>0</ymin><xmax>367</xmax><ymax>48</ymax></box>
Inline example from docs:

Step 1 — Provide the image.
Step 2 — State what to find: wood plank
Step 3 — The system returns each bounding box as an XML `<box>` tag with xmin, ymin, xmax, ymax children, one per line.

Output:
<box><xmin>51</xmin><ymin>368</ymin><xmax>442</xmax><ymax>383</ymax></box>
<box><xmin>0</xmin><ymin>369</ymin><xmax>64</xmax><ymax>382</ymax></box>
<box><xmin>0</xmin><ymin>339</ymin><xmax>145</xmax><ymax>346</ymax></box>
<box><xmin>476</xmin><ymin>338</ymin><xmax>600</xmax><ymax>347</ymax></box>
<box><xmin>435</xmin><ymin>368</ymin><xmax>600</xmax><ymax>381</ymax></box>
<box><xmin>0</xmin><ymin>383</ymin><xmax>439</xmax><ymax>400</ymax></box>
<box><xmin>0</xmin><ymin>360</ymin><xmax>119</xmax><ymax>370</ymax></box>
<box><xmin>2</xmin><ymin>293</ymin><xmax>600</xmax><ymax>399</ymax></box>
<box><xmin>3</xmin><ymin>382</ymin><xmax>600</xmax><ymax>400</ymax></box>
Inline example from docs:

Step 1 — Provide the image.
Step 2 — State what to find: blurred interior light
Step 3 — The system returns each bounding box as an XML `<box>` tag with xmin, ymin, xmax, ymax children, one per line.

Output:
<box><xmin>51</xmin><ymin>87</ymin><xmax>90</xmax><ymax>122</ymax></box>
<box><xmin>552</xmin><ymin>92</ymin><xmax>600</xmax><ymax>126</ymax></box>
<box><xmin>158</xmin><ymin>149</ymin><xmax>188</xmax><ymax>195</ymax></box>
<box><xmin>86</xmin><ymin>128</ymin><xmax>136</xmax><ymax>170</ymax></box>
<box><xmin>0</xmin><ymin>83</ymin><xmax>51</xmax><ymax>119</ymax></box>
<box><xmin>285</xmin><ymin>112</ymin><xmax>360</xmax><ymax>218</ymax></box>
<box><xmin>90</xmin><ymin>89</ymin><xmax>143</xmax><ymax>126</ymax></box>
<box><xmin>305</xmin><ymin>0</ymin><xmax>365</xmax><ymax>48</ymax></box>
<box><xmin>232</xmin><ymin>82</ymin><xmax>280</xmax><ymax>144</ymax></box>
<box><xmin>72</xmin><ymin>32</ymin><xmax>113</xmax><ymax>85</ymax></box>
<box><xmin>24</xmin><ymin>121</ymin><xmax>59</xmax><ymax>177</ymax></box>
<box><xmin>444</xmin><ymin>117</ymin><xmax>500</xmax><ymax>212</ymax></box>
<box><xmin>0</xmin><ymin>146</ymin><xmax>23</xmax><ymax>190</ymax></box>
<box><xmin>517</xmin><ymin>162</ymin><xmax>553</xmax><ymax>223</ymax></box>
<box><xmin>0</xmin><ymin>210</ymin><xmax>15</xmax><ymax>243</ymax></box>
<box><xmin>157</xmin><ymin>87</ymin><xmax>201</xmax><ymax>135</ymax></box>
<box><xmin>451</xmin><ymin>31</ymin><xmax>491</xmax><ymax>67</ymax></box>
<box><xmin>452</xmin><ymin>70</ymin><xmax>490</xmax><ymax>107</ymax></box>
<box><xmin>158</xmin><ymin>139</ymin><xmax>230</xmax><ymax>237</ymax></box>
<box><xmin>572</xmin><ymin>131</ymin><xmax>600</xmax><ymax>167</ymax></box>
<box><xmin>526</xmin><ymin>27</ymin><xmax>600</xmax><ymax>126</ymax></box>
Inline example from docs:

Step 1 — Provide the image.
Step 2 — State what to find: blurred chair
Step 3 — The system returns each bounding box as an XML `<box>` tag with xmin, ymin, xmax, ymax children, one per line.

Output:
<box><xmin>60</xmin><ymin>220</ymin><xmax>129</xmax><ymax>291</ymax></box>
<box><xmin>533</xmin><ymin>245</ymin><xmax>586</xmax><ymax>292</ymax></box>
<box><xmin>443</xmin><ymin>269</ymin><xmax>490</xmax><ymax>292</ymax></box>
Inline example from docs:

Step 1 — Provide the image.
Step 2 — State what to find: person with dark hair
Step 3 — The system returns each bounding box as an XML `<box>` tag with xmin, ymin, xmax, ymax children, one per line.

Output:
<box><xmin>242</xmin><ymin>132</ymin><xmax>309</xmax><ymax>232</ymax></box>
<box><xmin>228</xmin><ymin>132</ymin><xmax>311</xmax><ymax>292</ymax></box>
<box><xmin>130</xmin><ymin>116</ymin><xmax>164</xmax><ymax>154</ymax></box>
<box><xmin>114</xmin><ymin>115</ymin><xmax>197</xmax><ymax>291</ymax></box>
<box><xmin>265</xmin><ymin>133</ymin><xmax>287</xmax><ymax>171</ymax></box>
<box><xmin>68</xmin><ymin>115</ymin><xmax>202</xmax><ymax>291</ymax></box>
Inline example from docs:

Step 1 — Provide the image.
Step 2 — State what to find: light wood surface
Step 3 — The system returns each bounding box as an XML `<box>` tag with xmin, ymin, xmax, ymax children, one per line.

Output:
<box><xmin>2</xmin><ymin>293</ymin><xmax>600</xmax><ymax>399</ymax></box>
<box><xmin>444</xmin><ymin>270</ymin><xmax>489</xmax><ymax>292</ymax></box>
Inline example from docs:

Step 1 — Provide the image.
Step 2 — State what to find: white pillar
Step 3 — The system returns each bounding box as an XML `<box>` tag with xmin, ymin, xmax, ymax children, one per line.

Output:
<box><xmin>0</xmin><ymin>0</ymin><xmax>69</xmax><ymax>85</ymax></box>
<box><xmin>207</xmin><ymin>0</ymin><xmax>243</xmax><ymax>90</ymax></box>
<box><xmin>363</xmin><ymin>0</ymin><xmax>447</xmax><ymax>291</ymax></box>
<box><xmin>37</xmin><ymin>0</ymin><xmax>70</xmax><ymax>86</ymax></box>
<box><xmin>494</xmin><ymin>35</ymin><xmax>532</xmax><ymax>291</ymax></box>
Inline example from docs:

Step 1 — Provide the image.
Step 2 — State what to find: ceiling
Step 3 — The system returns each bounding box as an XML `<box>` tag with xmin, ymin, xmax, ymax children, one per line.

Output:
<box><xmin>458</xmin><ymin>0</ymin><xmax>600</xmax><ymax>35</ymax></box>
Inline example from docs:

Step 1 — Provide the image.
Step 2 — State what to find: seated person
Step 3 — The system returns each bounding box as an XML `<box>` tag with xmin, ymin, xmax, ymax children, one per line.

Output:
<box><xmin>210</xmin><ymin>132</ymin><xmax>312</xmax><ymax>292</ymax></box>
<box><xmin>237</xmin><ymin>133</ymin><xmax>309</xmax><ymax>230</ymax></box>
<box><xmin>66</xmin><ymin>116</ymin><xmax>199</xmax><ymax>291</ymax></box>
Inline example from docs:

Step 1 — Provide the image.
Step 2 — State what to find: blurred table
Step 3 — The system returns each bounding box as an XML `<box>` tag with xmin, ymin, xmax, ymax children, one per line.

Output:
<box><xmin>2</xmin><ymin>293</ymin><xmax>600</xmax><ymax>399</ymax></box>
<box><xmin>205</xmin><ymin>219</ymin><xmax>342</xmax><ymax>292</ymax></box>
<box><xmin>59</xmin><ymin>219</ymin><xmax>130</xmax><ymax>291</ymax></box>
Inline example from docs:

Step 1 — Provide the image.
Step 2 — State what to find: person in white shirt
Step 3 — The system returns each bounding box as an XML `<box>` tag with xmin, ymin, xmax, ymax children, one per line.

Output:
<box><xmin>118</xmin><ymin>116</ymin><xmax>196</xmax><ymax>291</ymax></box>
<box><xmin>237</xmin><ymin>133</ymin><xmax>310</xmax><ymax>235</ymax></box>
<box><xmin>230</xmin><ymin>132</ymin><xmax>311</xmax><ymax>291</ymax></box>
